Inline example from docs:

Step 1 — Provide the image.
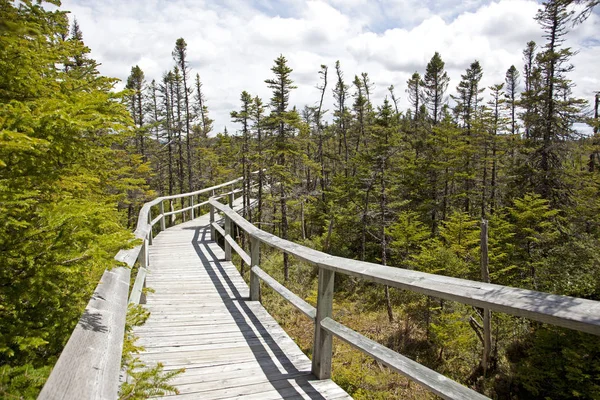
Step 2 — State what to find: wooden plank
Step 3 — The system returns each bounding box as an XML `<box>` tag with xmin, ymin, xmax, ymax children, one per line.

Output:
<box><xmin>126</xmin><ymin>196</ymin><xmax>349</xmax><ymax>400</ymax></box>
<box><xmin>212</xmin><ymin>222</ymin><xmax>225</xmax><ymax>238</ymax></box>
<box><xmin>156</xmin><ymin>374</ymin><xmax>347</xmax><ymax>400</ymax></box>
<box><xmin>114</xmin><ymin>245</ymin><xmax>142</xmax><ymax>268</ymax></box>
<box><xmin>250</xmin><ymin>236</ymin><xmax>261</xmax><ymax>301</ymax></box>
<box><xmin>225</xmin><ymin>234</ymin><xmax>251</xmax><ymax>266</ymax></box>
<box><xmin>224</xmin><ymin>215</ymin><xmax>232</xmax><ymax>261</ymax></box>
<box><xmin>211</xmin><ymin>199</ymin><xmax>600</xmax><ymax>336</ymax></box>
<box><xmin>128</xmin><ymin>267</ymin><xmax>147</xmax><ymax>304</ymax></box>
<box><xmin>38</xmin><ymin>267</ymin><xmax>130</xmax><ymax>400</ymax></box>
<box><xmin>252</xmin><ymin>266</ymin><xmax>316</xmax><ymax>320</ymax></box>
<box><xmin>312</xmin><ymin>267</ymin><xmax>334</xmax><ymax>379</ymax></box>
<box><xmin>168</xmin><ymin>371</ymin><xmax>313</xmax><ymax>395</ymax></box>
<box><xmin>321</xmin><ymin>317</ymin><xmax>488</xmax><ymax>400</ymax></box>
<box><xmin>150</xmin><ymin>214</ymin><xmax>162</xmax><ymax>227</ymax></box>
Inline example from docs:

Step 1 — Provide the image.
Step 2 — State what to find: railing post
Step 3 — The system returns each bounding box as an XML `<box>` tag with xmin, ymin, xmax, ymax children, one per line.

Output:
<box><xmin>312</xmin><ymin>267</ymin><xmax>334</xmax><ymax>379</ymax></box>
<box><xmin>250</xmin><ymin>236</ymin><xmax>260</xmax><ymax>301</ymax></box>
<box><xmin>139</xmin><ymin>236</ymin><xmax>149</xmax><ymax>269</ymax></box>
<box><xmin>224</xmin><ymin>215</ymin><xmax>232</xmax><ymax>261</ymax></box>
<box><xmin>147</xmin><ymin>210</ymin><xmax>153</xmax><ymax>246</ymax></box>
<box><xmin>189</xmin><ymin>195</ymin><xmax>195</xmax><ymax>220</ymax></box>
<box><xmin>228</xmin><ymin>192</ymin><xmax>234</xmax><ymax>208</ymax></box>
<box><xmin>170</xmin><ymin>200</ymin><xmax>174</xmax><ymax>227</ymax></box>
<box><xmin>159</xmin><ymin>201</ymin><xmax>166</xmax><ymax>232</ymax></box>
<box><xmin>210</xmin><ymin>203</ymin><xmax>215</xmax><ymax>241</ymax></box>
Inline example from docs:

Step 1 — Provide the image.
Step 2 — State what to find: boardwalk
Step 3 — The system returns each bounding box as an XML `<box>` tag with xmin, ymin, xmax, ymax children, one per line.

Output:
<box><xmin>133</xmin><ymin>203</ymin><xmax>351</xmax><ymax>399</ymax></box>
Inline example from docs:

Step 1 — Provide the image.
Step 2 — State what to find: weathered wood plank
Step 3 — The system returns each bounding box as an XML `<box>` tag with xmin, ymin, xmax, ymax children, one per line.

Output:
<box><xmin>321</xmin><ymin>317</ymin><xmax>488</xmax><ymax>400</ymax></box>
<box><xmin>225</xmin><ymin>234</ymin><xmax>251</xmax><ymax>266</ymax></box>
<box><xmin>128</xmin><ymin>267</ymin><xmax>147</xmax><ymax>304</ymax></box>
<box><xmin>252</xmin><ymin>266</ymin><xmax>316</xmax><ymax>320</ymax></box>
<box><xmin>311</xmin><ymin>267</ymin><xmax>334</xmax><ymax>379</ymax></box>
<box><xmin>38</xmin><ymin>267</ymin><xmax>130</xmax><ymax>400</ymax></box>
<box><xmin>211</xmin><ymin>199</ymin><xmax>600</xmax><ymax>336</ymax></box>
<box><xmin>127</xmin><ymin>196</ymin><xmax>348</xmax><ymax>400</ymax></box>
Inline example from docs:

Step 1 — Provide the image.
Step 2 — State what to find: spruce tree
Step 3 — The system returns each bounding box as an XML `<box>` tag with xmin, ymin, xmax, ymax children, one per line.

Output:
<box><xmin>504</xmin><ymin>65</ymin><xmax>520</xmax><ymax>137</ymax></box>
<box><xmin>452</xmin><ymin>60</ymin><xmax>484</xmax><ymax>213</ymax></box>
<box><xmin>264</xmin><ymin>55</ymin><xmax>300</xmax><ymax>282</ymax></box>
<box><xmin>231</xmin><ymin>91</ymin><xmax>253</xmax><ymax>221</ymax></box>
<box><xmin>532</xmin><ymin>0</ymin><xmax>585</xmax><ymax>203</ymax></box>
<box><xmin>250</xmin><ymin>96</ymin><xmax>266</xmax><ymax>225</ymax></box>
<box><xmin>125</xmin><ymin>65</ymin><xmax>146</xmax><ymax>159</ymax></box>
<box><xmin>172</xmin><ymin>38</ymin><xmax>194</xmax><ymax>192</ymax></box>
<box><xmin>0</xmin><ymin>6</ymin><xmax>149</xmax><ymax>394</ymax></box>
<box><xmin>423</xmin><ymin>52</ymin><xmax>450</xmax><ymax>125</ymax></box>
<box><xmin>333</xmin><ymin>61</ymin><xmax>349</xmax><ymax>175</ymax></box>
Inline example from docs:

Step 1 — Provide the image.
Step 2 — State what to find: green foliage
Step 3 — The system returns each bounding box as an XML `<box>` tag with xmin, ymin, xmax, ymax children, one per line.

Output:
<box><xmin>0</xmin><ymin>363</ymin><xmax>51</xmax><ymax>399</ymax></box>
<box><xmin>0</xmin><ymin>1</ymin><xmax>152</xmax><ymax>396</ymax></box>
<box><xmin>119</xmin><ymin>361</ymin><xmax>183</xmax><ymax>400</ymax></box>
<box><xmin>119</xmin><ymin>304</ymin><xmax>183</xmax><ymax>400</ymax></box>
<box><xmin>429</xmin><ymin>304</ymin><xmax>479</xmax><ymax>380</ymax></box>
<box><xmin>509</xmin><ymin>327</ymin><xmax>600</xmax><ymax>400</ymax></box>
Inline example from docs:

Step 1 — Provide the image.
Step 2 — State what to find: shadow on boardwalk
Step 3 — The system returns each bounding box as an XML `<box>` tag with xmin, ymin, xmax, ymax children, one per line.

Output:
<box><xmin>187</xmin><ymin>224</ymin><xmax>329</xmax><ymax>399</ymax></box>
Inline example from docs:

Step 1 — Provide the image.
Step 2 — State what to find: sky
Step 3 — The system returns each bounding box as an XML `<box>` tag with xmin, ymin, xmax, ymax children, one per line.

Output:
<box><xmin>55</xmin><ymin>0</ymin><xmax>599</xmax><ymax>135</ymax></box>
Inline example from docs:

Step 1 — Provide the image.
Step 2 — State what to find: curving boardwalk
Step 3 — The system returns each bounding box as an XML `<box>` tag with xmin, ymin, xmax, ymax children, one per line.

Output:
<box><xmin>133</xmin><ymin>201</ymin><xmax>351</xmax><ymax>399</ymax></box>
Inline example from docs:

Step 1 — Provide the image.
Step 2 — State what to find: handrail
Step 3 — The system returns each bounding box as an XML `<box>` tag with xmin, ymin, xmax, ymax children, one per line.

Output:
<box><xmin>39</xmin><ymin>176</ymin><xmax>250</xmax><ymax>400</ymax></box>
<box><xmin>209</xmin><ymin>198</ymin><xmax>600</xmax><ymax>400</ymax></box>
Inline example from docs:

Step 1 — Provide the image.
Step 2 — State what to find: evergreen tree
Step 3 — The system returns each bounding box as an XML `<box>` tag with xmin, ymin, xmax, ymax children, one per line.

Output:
<box><xmin>452</xmin><ymin>60</ymin><xmax>484</xmax><ymax>213</ymax></box>
<box><xmin>250</xmin><ymin>96</ymin><xmax>266</xmax><ymax>225</ymax></box>
<box><xmin>406</xmin><ymin>72</ymin><xmax>424</xmax><ymax>121</ymax></box>
<box><xmin>172</xmin><ymin>38</ymin><xmax>194</xmax><ymax>192</ymax></box>
<box><xmin>504</xmin><ymin>65</ymin><xmax>520</xmax><ymax>137</ymax></box>
<box><xmin>125</xmin><ymin>65</ymin><xmax>146</xmax><ymax>159</ymax></box>
<box><xmin>333</xmin><ymin>61</ymin><xmax>350</xmax><ymax>175</ymax></box>
<box><xmin>264</xmin><ymin>55</ymin><xmax>300</xmax><ymax>282</ymax></box>
<box><xmin>0</xmin><ymin>5</ymin><xmax>149</xmax><ymax>394</ymax></box>
<box><xmin>231</xmin><ymin>91</ymin><xmax>253</xmax><ymax>221</ymax></box>
<box><xmin>532</xmin><ymin>0</ymin><xmax>585</xmax><ymax>203</ymax></box>
<box><xmin>423</xmin><ymin>52</ymin><xmax>450</xmax><ymax>125</ymax></box>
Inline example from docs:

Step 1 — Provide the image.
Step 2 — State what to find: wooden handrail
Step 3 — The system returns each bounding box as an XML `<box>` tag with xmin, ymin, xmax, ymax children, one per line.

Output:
<box><xmin>209</xmin><ymin>198</ymin><xmax>600</xmax><ymax>400</ymax></box>
<box><xmin>39</xmin><ymin>176</ymin><xmax>250</xmax><ymax>400</ymax></box>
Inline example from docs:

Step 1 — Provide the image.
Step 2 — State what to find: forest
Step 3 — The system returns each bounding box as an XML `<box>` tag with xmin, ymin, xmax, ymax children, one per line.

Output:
<box><xmin>1</xmin><ymin>0</ymin><xmax>600</xmax><ymax>398</ymax></box>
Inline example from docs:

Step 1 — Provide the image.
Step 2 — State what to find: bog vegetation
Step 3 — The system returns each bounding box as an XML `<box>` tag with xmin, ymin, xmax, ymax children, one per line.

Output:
<box><xmin>1</xmin><ymin>0</ymin><xmax>599</xmax><ymax>398</ymax></box>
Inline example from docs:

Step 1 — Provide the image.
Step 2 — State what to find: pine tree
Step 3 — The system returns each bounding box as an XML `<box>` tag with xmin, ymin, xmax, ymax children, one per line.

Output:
<box><xmin>250</xmin><ymin>96</ymin><xmax>266</xmax><ymax>225</ymax></box>
<box><xmin>504</xmin><ymin>65</ymin><xmax>520</xmax><ymax>137</ymax></box>
<box><xmin>0</xmin><ymin>5</ymin><xmax>149</xmax><ymax>393</ymax></box>
<box><xmin>423</xmin><ymin>52</ymin><xmax>450</xmax><ymax>125</ymax></box>
<box><xmin>231</xmin><ymin>91</ymin><xmax>253</xmax><ymax>221</ymax></box>
<box><xmin>193</xmin><ymin>73</ymin><xmax>214</xmax><ymax>189</ymax></box>
<box><xmin>172</xmin><ymin>38</ymin><xmax>194</xmax><ymax>192</ymax></box>
<box><xmin>452</xmin><ymin>60</ymin><xmax>484</xmax><ymax>213</ymax></box>
<box><xmin>264</xmin><ymin>55</ymin><xmax>300</xmax><ymax>282</ymax></box>
<box><xmin>333</xmin><ymin>61</ymin><xmax>350</xmax><ymax>175</ymax></box>
<box><xmin>532</xmin><ymin>0</ymin><xmax>585</xmax><ymax>203</ymax></box>
<box><xmin>160</xmin><ymin>71</ymin><xmax>176</xmax><ymax>196</ymax></box>
<box><xmin>126</xmin><ymin>65</ymin><xmax>146</xmax><ymax>159</ymax></box>
<box><xmin>315</xmin><ymin>65</ymin><xmax>328</xmax><ymax>202</ymax></box>
<box><xmin>406</xmin><ymin>72</ymin><xmax>424</xmax><ymax>121</ymax></box>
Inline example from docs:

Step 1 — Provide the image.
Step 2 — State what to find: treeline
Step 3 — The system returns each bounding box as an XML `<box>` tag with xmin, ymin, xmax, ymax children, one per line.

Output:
<box><xmin>124</xmin><ymin>1</ymin><xmax>600</xmax><ymax>398</ymax></box>
<box><xmin>0</xmin><ymin>1</ymin><xmax>151</xmax><ymax>397</ymax></box>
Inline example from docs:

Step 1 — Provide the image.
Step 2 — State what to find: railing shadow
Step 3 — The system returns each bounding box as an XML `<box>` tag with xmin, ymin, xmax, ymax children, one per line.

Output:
<box><xmin>185</xmin><ymin>224</ymin><xmax>327</xmax><ymax>399</ymax></box>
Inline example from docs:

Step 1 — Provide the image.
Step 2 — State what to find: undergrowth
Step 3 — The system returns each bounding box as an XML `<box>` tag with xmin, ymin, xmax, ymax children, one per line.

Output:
<box><xmin>119</xmin><ymin>303</ymin><xmax>184</xmax><ymax>400</ymax></box>
<box><xmin>236</xmin><ymin>249</ymin><xmax>435</xmax><ymax>399</ymax></box>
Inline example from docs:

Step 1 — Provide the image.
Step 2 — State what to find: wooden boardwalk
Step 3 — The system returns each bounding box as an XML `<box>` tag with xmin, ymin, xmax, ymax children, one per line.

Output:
<box><xmin>133</xmin><ymin>204</ymin><xmax>351</xmax><ymax>399</ymax></box>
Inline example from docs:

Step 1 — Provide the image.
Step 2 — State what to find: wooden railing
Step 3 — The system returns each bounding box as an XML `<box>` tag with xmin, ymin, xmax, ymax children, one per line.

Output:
<box><xmin>209</xmin><ymin>199</ymin><xmax>600</xmax><ymax>400</ymax></box>
<box><xmin>38</xmin><ymin>176</ymin><xmax>247</xmax><ymax>400</ymax></box>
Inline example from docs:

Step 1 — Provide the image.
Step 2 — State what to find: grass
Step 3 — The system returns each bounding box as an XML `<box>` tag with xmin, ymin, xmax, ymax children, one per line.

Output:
<box><xmin>232</xmin><ymin>249</ymin><xmax>435</xmax><ymax>399</ymax></box>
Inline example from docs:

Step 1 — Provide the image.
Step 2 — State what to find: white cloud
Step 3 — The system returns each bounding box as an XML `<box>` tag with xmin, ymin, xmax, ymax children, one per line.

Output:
<box><xmin>57</xmin><ymin>0</ymin><xmax>599</xmax><ymax>135</ymax></box>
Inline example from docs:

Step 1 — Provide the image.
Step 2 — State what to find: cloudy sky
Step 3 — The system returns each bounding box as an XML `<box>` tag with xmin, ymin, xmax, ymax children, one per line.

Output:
<box><xmin>56</xmin><ymin>0</ymin><xmax>599</xmax><ymax>134</ymax></box>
